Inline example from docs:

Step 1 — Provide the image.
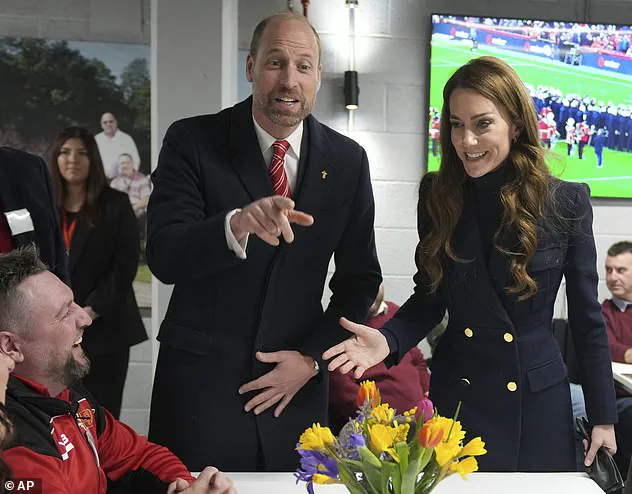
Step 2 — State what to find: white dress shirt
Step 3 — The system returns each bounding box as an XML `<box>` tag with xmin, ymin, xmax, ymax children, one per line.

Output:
<box><xmin>224</xmin><ymin>118</ymin><xmax>304</xmax><ymax>259</ymax></box>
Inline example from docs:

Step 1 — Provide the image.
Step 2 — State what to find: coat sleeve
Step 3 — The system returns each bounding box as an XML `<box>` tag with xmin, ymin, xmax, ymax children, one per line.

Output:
<box><xmin>84</xmin><ymin>194</ymin><xmax>140</xmax><ymax>316</ymax></box>
<box><xmin>97</xmin><ymin>407</ymin><xmax>195</xmax><ymax>484</ymax></box>
<box><xmin>34</xmin><ymin>155</ymin><xmax>69</xmax><ymax>283</ymax></box>
<box><xmin>381</xmin><ymin>174</ymin><xmax>447</xmax><ymax>364</ymax></box>
<box><xmin>564</xmin><ymin>183</ymin><xmax>617</xmax><ymax>425</ymax></box>
<box><xmin>3</xmin><ymin>446</ymin><xmax>72</xmax><ymax>493</ymax></box>
<box><xmin>297</xmin><ymin>146</ymin><xmax>382</xmax><ymax>364</ymax></box>
<box><xmin>146</xmin><ymin>121</ymin><xmax>244</xmax><ymax>284</ymax></box>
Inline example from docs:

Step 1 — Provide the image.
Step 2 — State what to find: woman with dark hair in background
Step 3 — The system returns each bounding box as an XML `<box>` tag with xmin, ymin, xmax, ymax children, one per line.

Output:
<box><xmin>324</xmin><ymin>56</ymin><xmax>617</xmax><ymax>472</ymax></box>
<box><xmin>50</xmin><ymin>126</ymin><xmax>147</xmax><ymax>419</ymax></box>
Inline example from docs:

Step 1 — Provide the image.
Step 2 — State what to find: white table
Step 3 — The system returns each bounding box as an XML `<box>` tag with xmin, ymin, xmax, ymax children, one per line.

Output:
<box><xmin>613</xmin><ymin>362</ymin><xmax>632</xmax><ymax>394</ymax></box>
<box><xmin>227</xmin><ymin>472</ymin><xmax>603</xmax><ymax>494</ymax></box>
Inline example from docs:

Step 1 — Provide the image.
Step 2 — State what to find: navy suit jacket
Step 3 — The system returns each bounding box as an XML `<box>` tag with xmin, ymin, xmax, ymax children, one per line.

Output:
<box><xmin>0</xmin><ymin>147</ymin><xmax>67</xmax><ymax>281</ymax></box>
<box><xmin>147</xmin><ymin>97</ymin><xmax>381</xmax><ymax>471</ymax></box>
<box><xmin>384</xmin><ymin>174</ymin><xmax>616</xmax><ymax>472</ymax></box>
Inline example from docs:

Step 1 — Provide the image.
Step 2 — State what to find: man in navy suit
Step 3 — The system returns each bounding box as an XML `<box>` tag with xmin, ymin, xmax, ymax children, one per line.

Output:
<box><xmin>0</xmin><ymin>147</ymin><xmax>67</xmax><ymax>281</ymax></box>
<box><xmin>147</xmin><ymin>12</ymin><xmax>381</xmax><ymax>472</ymax></box>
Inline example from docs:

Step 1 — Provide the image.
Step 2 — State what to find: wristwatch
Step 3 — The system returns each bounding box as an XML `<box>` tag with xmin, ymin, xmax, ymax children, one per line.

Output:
<box><xmin>313</xmin><ymin>359</ymin><xmax>320</xmax><ymax>375</ymax></box>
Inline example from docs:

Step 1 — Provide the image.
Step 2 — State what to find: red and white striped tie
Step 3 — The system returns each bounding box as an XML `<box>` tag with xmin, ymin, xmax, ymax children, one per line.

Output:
<box><xmin>269</xmin><ymin>140</ymin><xmax>291</xmax><ymax>198</ymax></box>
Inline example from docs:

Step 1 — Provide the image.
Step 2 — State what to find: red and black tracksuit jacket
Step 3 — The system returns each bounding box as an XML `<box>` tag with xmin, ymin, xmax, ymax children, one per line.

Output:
<box><xmin>4</xmin><ymin>375</ymin><xmax>195</xmax><ymax>493</ymax></box>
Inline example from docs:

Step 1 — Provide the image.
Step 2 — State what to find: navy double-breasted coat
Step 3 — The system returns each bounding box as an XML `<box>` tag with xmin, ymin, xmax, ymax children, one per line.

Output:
<box><xmin>384</xmin><ymin>175</ymin><xmax>617</xmax><ymax>471</ymax></box>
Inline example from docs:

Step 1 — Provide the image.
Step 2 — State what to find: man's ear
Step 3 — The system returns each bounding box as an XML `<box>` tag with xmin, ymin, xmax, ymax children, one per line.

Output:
<box><xmin>246</xmin><ymin>53</ymin><xmax>255</xmax><ymax>83</ymax></box>
<box><xmin>0</xmin><ymin>331</ymin><xmax>24</xmax><ymax>364</ymax></box>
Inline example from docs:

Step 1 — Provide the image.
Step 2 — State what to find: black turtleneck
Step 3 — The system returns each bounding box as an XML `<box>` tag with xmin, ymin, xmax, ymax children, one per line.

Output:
<box><xmin>470</xmin><ymin>165</ymin><xmax>508</xmax><ymax>261</ymax></box>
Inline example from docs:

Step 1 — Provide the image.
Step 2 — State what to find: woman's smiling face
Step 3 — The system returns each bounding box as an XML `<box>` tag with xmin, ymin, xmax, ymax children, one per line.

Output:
<box><xmin>449</xmin><ymin>88</ymin><xmax>518</xmax><ymax>178</ymax></box>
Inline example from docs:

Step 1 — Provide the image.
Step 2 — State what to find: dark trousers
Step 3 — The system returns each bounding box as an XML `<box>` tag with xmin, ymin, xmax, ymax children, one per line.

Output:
<box><xmin>82</xmin><ymin>349</ymin><xmax>130</xmax><ymax>419</ymax></box>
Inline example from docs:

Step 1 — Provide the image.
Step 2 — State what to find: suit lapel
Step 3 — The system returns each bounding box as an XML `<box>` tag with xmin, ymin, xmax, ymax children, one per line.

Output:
<box><xmin>68</xmin><ymin>216</ymin><xmax>91</xmax><ymax>274</ymax></box>
<box><xmin>229</xmin><ymin>97</ymin><xmax>274</xmax><ymax>201</ymax></box>
<box><xmin>293</xmin><ymin>115</ymin><xmax>334</xmax><ymax>216</ymax></box>
<box><xmin>451</xmin><ymin>190</ymin><xmax>513</xmax><ymax>327</ymax></box>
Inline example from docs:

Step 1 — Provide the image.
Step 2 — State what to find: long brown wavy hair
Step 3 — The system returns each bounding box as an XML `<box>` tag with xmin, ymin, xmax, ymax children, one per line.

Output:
<box><xmin>49</xmin><ymin>126</ymin><xmax>107</xmax><ymax>226</ymax></box>
<box><xmin>420</xmin><ymin>56</ymin><xmax>555</xmax><ymax>300</ymax></box>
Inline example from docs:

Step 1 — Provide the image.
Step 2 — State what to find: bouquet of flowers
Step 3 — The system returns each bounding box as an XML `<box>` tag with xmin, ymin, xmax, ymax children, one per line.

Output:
<box><xmin>295</xmin><ymin>380</ymin><xmax>486</xmax><ymax>494</ymax></box>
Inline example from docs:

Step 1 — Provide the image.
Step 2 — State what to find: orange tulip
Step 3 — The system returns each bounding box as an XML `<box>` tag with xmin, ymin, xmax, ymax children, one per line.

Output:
<box><xmin>356</xmin><ymin>380</ymin><xmax>379</xmax><ymax>408</ymax></box>
<box><xmin>417</xmin><ymin>421</ymin><xmax>444</xmax><ymax>449</ymax></box>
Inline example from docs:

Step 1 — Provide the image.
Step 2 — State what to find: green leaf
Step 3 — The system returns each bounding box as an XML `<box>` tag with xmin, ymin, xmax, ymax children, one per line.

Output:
<box><xmin>362</xmin><ymin>465</ymin><xmax>383</xmax><ymax>494</ymax></box>
<box><xmin>341</xmin><ymin>458</ymin><xmax>365</xmax><ymax>470</ymax></box>
<box><xmin>401</xmin><ymin>456</ymin><xmax>421</xmax><ymax>494</ymax></box>
<box><xmin>395</xmin><ymin>442</ymin><xmax>409</xmax><ymax>475</ymax></box>
<box><xmin>359</xmin><ymin>446</ymin><xmax>383</xmax><ymax>469</ymax></box>
<box><xmin>381</xmin><ymin>462</ymin><xmax>394</xmax><ymax>494</ymax></box>
<box><xmin>338</xmin><ymin>461</ymin><xmax>370</xmax><ymax>494</ymax></box>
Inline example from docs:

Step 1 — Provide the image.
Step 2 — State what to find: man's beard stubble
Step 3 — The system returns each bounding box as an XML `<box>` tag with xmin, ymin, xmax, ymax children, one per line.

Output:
<box><xmin>253</xmin><ymin>85</ymin><xmax>314</xmax><ymax>128</ymax></box>
<box><xmin>61</xmin><ymin>348</ymin><xmax>90</xmax><ymax>388</ymax></box>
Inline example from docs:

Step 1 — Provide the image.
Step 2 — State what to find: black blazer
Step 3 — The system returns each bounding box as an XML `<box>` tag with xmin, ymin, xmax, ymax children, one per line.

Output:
<box><xmin>67</xmin><ymin>187</ymin><xmax>146</xmax><ymax>356</ymax></box>
<box><xmin>0</xmin><ymin>147</ymin><xmax>67</xmax><ymax>281</ymax></box>
<box><xmin>147</xmin><ymin>97</ymin><xmax>381</xmax><ymax>471</ymax></box>
<box><xmin>384</xmin><ymin>175</ymin><xmax>617</xmax><ymax>472</ymax></box>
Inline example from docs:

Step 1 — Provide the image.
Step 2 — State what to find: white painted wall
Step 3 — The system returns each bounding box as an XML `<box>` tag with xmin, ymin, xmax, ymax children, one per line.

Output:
<box><xmin>1</xmin><ymin>0</ymin><xmax>630</xmax><ymax>436</ymax></box>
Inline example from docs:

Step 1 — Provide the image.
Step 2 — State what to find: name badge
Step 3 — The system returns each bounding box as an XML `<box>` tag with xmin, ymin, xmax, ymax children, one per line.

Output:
<box><xmin>4</xmin><ymin>208</ymin><xmax>35</xmax><ymax>236</ymax></box>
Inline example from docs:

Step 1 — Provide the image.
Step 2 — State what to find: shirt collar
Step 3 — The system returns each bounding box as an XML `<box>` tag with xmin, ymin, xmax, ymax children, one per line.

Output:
<box><xmin>612</xmin><ymin>296</ymin><xmax>632</xmax><ymax>312</ymax></box>
<box><xmin>252</xmin><ymin>116</ymin><xmax>303</xmax><ymax>160</ymax></box>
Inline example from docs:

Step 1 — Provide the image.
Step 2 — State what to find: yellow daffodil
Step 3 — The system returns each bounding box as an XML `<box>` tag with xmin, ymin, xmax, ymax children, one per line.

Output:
<box><xmin>460</xmin><ymin>437</ymin><xmax>487</xmax><ymax>458</ymax></box>
<box><xmin>369</xmin><ymin>403</ymin><xmax>395</xmax><ymax>424</ymax></box>
<box><xmin>424</xmin><ymin>416</ymin><xmax>466</xmax><ymax>466</ymax></box>
<box><xmin>368</xmin><ymin>424</ymin><xmax>401</xmax><ymax>462</ymax></box>
<box><xmin>449</xmin><ymin>456</ymin><xmax>479</xmax><ymax>479</ymax></box>
<box><xmin>298</xmin><ymin>423</ymin><xmax>335</xmax><ymax>451</ymax></box>
<box><xmin>313</xmin><ymin>473</ymin><xmax>338</xmax><ymax>484</ymax></box>
<box><xmin>435</xmin><ymin>440</ymin><xmax>462</xmax><ymax>467</ymax></box>
<box><xmin>357</xmin><ymin>380</ymin><xmax>380</xmax><ymax>408</ymax></box>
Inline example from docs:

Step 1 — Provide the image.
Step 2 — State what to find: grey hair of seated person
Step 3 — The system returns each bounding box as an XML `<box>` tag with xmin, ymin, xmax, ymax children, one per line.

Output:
<box><xmin>0</xmin><ymin>244</ymin><xmax>48</xmax><ymax>336</ymax></box>
<box><xmin>608</xmin><ymin>241</ymin><xmax>632</xmax><ymax>257</ymax></box>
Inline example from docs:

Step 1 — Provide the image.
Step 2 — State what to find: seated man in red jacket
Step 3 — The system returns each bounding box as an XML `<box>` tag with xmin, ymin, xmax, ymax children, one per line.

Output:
<box><xmin>328</xmin><ymin>284</ymin><xmax>431</xmax><ymax>432</ymax></box>
<box><xmin>0</xmin><ymin>245</ymin><xmax>235</xmax><ymax>494</ymax></box>
<box><xmin>603</xmin><ymin>240</ymin><xmax>632</xmax><ymax>477</ymax></box>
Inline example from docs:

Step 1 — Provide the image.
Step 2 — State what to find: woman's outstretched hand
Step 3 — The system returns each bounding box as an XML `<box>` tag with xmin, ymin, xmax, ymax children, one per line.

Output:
<box><xmin>322</xmin><ymin>317</ymin><xmax>391</xmax><ymax>379</ymax></box>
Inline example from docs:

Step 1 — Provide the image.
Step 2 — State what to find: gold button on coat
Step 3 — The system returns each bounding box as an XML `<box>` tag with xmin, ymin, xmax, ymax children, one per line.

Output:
<box><xmin>460</xmin><ymin>378</ymin><xmax>471</xmax><ymax>386</ymax></box>
<box><xmin>503</xmin><ymin>333</ymin><xmax>514</xmax><ymax>343</ymax></box>
<box><xmin>464</xmin><ymin>328</ymin><xmax>474</xmax><ymax>338</ymax></box>
<box><xmin>507</xmin><ymin>381</ymin><xmax>517</xmax><ymax>392</ymax></box>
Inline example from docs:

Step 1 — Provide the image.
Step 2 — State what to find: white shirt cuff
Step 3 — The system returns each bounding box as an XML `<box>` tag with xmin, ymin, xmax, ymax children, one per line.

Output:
<box><xmin>225</xmin><ymin>209</ymin><xmax>249</xmax><ymax>259</ymax></box>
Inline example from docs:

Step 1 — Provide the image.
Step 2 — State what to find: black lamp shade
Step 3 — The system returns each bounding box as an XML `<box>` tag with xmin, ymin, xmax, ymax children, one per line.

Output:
<box><xmin>344</xmin><ymin>70</ymin><xmax>359</xmax><ymax>110</ymax></box>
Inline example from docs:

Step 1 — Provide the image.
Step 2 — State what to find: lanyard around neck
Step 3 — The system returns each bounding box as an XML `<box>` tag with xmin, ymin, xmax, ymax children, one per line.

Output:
<box><xmin>62</xmin><ymin>210</ymin><xmax>78</xmax><ymax>252</ymax></box>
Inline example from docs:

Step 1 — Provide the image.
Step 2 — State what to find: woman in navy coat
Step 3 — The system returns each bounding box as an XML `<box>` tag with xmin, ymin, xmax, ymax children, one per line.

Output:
<box><xmin>324</xmin><ymin>56</ymin><xmax>617</xmax><ymax>472</ymax></box>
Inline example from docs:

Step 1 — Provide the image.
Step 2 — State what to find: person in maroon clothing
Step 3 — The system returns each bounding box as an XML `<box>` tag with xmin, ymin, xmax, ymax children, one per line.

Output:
<box><xmin>329</xmin><ymin>284</ymin><xmax>431</xmax><ymax>432</ymax></box>
<box><xmin>603</xmin><ymin>240</ymin><xmax>632</xmax><ymax>476</ymax></box>
<box><xmin>0</xmin><ymin>246</ymin><xmax>235</xmax><ymax>494</ymax></box>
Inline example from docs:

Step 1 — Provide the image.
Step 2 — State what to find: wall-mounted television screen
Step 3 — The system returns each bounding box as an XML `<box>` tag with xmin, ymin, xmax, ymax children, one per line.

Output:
<box><xmin>429</xmin><ymin>14</ymin><xmax>632</xmax><ymax>198</ymax></box>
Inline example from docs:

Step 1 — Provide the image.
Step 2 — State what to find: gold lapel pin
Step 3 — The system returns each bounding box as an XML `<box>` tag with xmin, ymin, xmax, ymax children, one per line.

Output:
<box><xmin>321</xmin><ymin>170</ymin><xmax>328</xmax><ymax>180</ymax></box>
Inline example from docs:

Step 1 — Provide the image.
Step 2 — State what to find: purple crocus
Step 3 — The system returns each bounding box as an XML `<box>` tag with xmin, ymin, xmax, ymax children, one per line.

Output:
<box><xmin>295</xmin><ymin>447</ymin><xmax>339</xmax><ymax>494</ymax></box>
<box><xmin>350</xmin><ymin>433</ymin><xmax>365</xmax><ymax>448</ymax></box>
